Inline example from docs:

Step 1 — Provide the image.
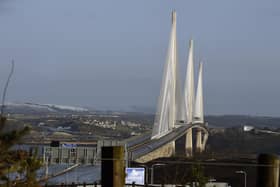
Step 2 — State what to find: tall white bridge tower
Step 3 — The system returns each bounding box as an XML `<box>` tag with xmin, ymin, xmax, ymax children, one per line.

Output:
<box><xmin>151</xmin><ymin>11</ymin><xmax>208</xmax><ymax>157</ymax></box>
<box><xmin>125</xmin><ymin>11</ymin><xmax>208</xmax><ymax>163</ymax></box>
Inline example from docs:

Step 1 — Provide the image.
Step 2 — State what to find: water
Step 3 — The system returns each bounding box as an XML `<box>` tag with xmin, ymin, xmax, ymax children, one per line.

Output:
<box><xmin>42</xmin><ymin>165</ymin><xmax>101</xmax><ymax>185</ymax></box>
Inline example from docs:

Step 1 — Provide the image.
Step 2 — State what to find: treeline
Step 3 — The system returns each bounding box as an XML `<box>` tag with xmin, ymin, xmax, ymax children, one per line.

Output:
<box><xmin>207</xmin><ymin>127</ymin><xmax>280</xmax><ymax>154</ymax></box>
<box><xmin>206</xmin><ymin>115</ymin><xmax>280</xmax><ymax>128</ymax></box>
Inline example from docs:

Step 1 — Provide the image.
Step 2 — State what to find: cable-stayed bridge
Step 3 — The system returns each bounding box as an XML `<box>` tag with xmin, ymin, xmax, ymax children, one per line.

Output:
<box><xmin>124</xmin><ymin>11</ymin><xmax>209</xmax><ymax>163</ymax></box>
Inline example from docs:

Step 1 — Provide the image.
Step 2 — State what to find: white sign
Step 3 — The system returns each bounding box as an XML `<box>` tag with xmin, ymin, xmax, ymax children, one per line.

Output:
<box><xmin>125</xmin><ymin>168</ymin><xmax>145</xmax><ymax>185</ymax></box>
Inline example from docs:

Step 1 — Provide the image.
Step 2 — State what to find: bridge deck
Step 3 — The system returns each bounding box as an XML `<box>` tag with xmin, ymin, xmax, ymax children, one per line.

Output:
<box><xmin>128</xmin><ymin>126</ymin><xmax>189</xmax><ymax>160</ymax></box>
<box><xmin>125</xmin><ymin>123</ymin><xmax>208</xmax><ymax>161</ymax></box>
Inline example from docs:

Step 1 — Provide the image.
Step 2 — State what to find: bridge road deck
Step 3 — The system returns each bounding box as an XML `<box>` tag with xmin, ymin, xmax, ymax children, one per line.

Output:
<box><xmin>124</xmin><ymin>123</ymin><xmax>208</xmax><ymax>161</ymax></box>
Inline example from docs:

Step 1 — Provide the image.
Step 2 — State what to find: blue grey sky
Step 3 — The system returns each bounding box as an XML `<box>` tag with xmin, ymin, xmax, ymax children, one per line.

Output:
<box><xmin>1</xmin><ymin>0</ymin><xmax>280</xmax><ymax>115</ymax></box>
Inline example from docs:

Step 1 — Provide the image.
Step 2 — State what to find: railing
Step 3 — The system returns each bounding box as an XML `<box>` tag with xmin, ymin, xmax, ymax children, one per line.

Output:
<box><xmin>44</xmin><ymin>184</ymin><xmax>187</xmax><ymax>187</ymax></box>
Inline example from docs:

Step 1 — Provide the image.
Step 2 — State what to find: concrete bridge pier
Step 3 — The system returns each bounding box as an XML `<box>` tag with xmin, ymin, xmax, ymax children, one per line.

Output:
<box><xmin>185</xmin><ymin>128</ymin><xmax>193</xmax><ymax>157</ymax></box>
<box><xmin>171</xmin><ymin>140</ymin><xmax>176</xmax><ymax>156</ymax></box>
<box><xmin>196</xmin><ymin>130</ymin><xmax>202</xmax><ymax>153</ymax></box>
<box><xmin>201</xmin><ymin>133</ymin><xmax>208</xmax><ymax>151</ymax></box>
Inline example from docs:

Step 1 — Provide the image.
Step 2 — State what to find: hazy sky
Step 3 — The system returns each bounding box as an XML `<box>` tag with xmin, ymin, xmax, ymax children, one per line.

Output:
<box><xmin>1</xmin><ymin>0</ymin><xmax>280</xmax><ymax>115</ymax></box>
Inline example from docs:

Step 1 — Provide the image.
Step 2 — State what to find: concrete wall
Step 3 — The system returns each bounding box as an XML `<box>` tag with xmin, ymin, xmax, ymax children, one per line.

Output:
<box><xmin>135</xmin><ymin>141</ymin><xmax>175</xmax><ymax>163</ymax></box>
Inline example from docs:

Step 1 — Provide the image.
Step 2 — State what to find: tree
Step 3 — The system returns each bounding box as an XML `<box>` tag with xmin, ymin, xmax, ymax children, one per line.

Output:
<box><xmin>17</xmin><ymin>149</ymin><xmax>42</xmax><ymax>187</ymax></box>
<box><xmin>0</xmin><ymin>61</ymin><xmax>42</xmax><ymax>186</ymax></box>
<box><xmin>188</xmin><ymin>162</ymin><xmax>209</xmax><ymax>187</ymax></box>
<box><xmin>0</xmin><ymin>115</ymin><xmax>30</xmax><ymax>185</ymax></box>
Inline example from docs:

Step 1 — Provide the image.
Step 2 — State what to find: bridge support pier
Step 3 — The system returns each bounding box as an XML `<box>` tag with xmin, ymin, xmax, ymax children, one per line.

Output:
<box><xmin>196</xmin><ymin>130</ymin><xmax>202</xmax><ymax>153</ymax></box>
<box><xmin>201</xmin><ymin>133</ymin><xmax>208</xmax><ymax>152</ymax></box>
<box><xmin>185</xmin><ymin>128</ymin><xmax>193</xmax><ymax>157</ymax></box>
<box><xmin>171</xmin><ymin>140</ymin><xmax>176</xmax><ymax>156</ymax></box>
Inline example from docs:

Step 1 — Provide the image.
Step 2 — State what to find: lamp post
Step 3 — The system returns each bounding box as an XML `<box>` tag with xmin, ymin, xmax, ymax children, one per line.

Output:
<box><xmin>151</xmin><ymin>163</ymin><xmax>166</xmax><ymax>185</ymax></box>
<box><xmin>235</xmin><ymin>170</ymin><xmax>247</xmax><ymax>187</ymax></box>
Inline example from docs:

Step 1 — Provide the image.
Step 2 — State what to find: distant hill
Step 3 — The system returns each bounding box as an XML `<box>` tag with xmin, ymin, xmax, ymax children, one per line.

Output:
<box><xmin>2</xmin><ymin>103</ymin><xmax>280</xmax><ymax>128</ymax></box>
<box><xmin>206</xmin><ymin>115</ymin><xmax>280</xmax><ymax>128</ymax></box>
<box><xmin>2</xmin><ymin>102</ymin><xmax>89</xmax><ymax>115</ymax></box>
<box><xmin>127</xmin><ymin>105</ymin><xmax>156</xmax><ymax>114</ymax></box>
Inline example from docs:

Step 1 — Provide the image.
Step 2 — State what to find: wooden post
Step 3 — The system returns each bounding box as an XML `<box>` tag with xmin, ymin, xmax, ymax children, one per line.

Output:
<box><xmin>257</xmin><ymin>154</ymin><xmax>279</xmax><ymax>187</ymax></box>
<box><xmin>102</xmin><ymin>146</ymin><xmax>125</xmax><ymax>187</ymax></box>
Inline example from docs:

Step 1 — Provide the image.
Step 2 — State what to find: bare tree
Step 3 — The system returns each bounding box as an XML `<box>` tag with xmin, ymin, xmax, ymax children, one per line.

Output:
<box><xmin>1</xmin><ymin>60</ymin><xmax>15</xmax><ymax>116</ymax></box>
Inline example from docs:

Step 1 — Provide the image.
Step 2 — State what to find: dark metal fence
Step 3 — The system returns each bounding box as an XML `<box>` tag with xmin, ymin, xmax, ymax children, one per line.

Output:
<box><xmin>45</xmin><ymin>183</ymin><xmax>167</xmax><ymax>187</ymax></box>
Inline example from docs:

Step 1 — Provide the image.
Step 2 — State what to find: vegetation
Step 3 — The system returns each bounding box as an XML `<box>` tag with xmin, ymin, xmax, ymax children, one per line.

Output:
<box><xmin>0</xmin><ymin>115</ymin><xmax>42</xmax><ymax>187</ymax></box>
<box><xmin>207</xmin><ymin>127</ymin><xmax>280</xmax><ymax>154</ymax></box>
<box><xmin>155</xmin><ymin>160</ymin><xmax>209</xmax><ymax>186</ymax></box>
<box><xmin>188</xmin><ymin>162</ymin><xmax>209</xmax><ymax>187</ymax></box>
<box><xmin>0</xmin><ymin>62</ymin><xmax>42</xmax><ymax>186</ymax></box>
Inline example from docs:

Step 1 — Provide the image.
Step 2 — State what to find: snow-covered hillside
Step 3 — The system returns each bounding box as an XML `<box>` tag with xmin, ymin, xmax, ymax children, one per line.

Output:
<box><xmin>4</xmin><ymin>102</ymin><xmax>89</xmax><ymax>113</ymax></box>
